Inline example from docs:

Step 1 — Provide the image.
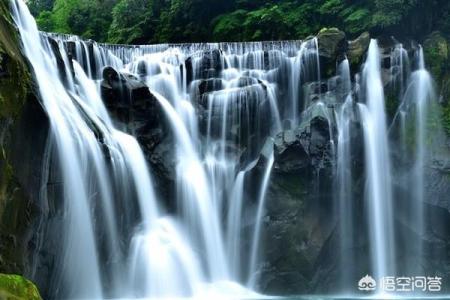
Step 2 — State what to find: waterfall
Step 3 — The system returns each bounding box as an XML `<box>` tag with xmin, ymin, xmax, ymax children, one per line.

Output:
<box><xmin>10</xmin><ymin>0</ymin><xmax>447</xmax><ymax>297</ymax></box>
<box><xmin>336</xmin><ymin>95</ymin><xmax>354</xmax><ymax>290</ymax></box>
<box><xmin>12</xmin><ymin>1</ymin><xmax>104</xmax><ymax>297</ymax></box>
<box><xmin>395</xmin><ymin>46</ymin><xmax>436</xmax><ymax>275</ymax></box>
<box><xmin>248</xmin><ymin>143</ymin><xmax>275</xmax><ymax>288</ymax></box>
<box><xmin>359</xmin><ymin>39</ymin><xmax>395</xmax><ymax>280</ymax></box>
<box><xmin>11</xmin><ymin>1</ymin><xmax>206</xmax><ymax>298</ymax></box>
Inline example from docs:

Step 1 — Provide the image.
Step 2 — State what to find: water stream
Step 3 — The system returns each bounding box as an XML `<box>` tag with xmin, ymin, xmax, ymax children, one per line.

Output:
<box><xmin>9</xmin><ymin>0</ymin><xmax>445</xmax><ymax>298</ymax></box>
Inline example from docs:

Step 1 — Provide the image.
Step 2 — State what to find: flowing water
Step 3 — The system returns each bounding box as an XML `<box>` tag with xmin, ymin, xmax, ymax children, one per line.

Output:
<box><xmin>359</xmin><ymin>39</ymin><xmax>396</xmax><ymax>280</ymax></box>
<box><xmin>9</xmin><ymin>0</ymin><xmax>446</xmax><ymax>298</ymax></box>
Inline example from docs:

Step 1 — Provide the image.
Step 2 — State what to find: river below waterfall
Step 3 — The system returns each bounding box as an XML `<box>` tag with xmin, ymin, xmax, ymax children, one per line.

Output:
<box><xmin>3</xmin><ymin>0</ymin><xmax>450</xmax><ymax>299</ymax></box>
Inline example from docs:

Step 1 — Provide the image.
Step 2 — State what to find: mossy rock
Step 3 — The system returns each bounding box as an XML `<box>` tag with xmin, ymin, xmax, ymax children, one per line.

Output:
<box><xmin>317</xmin><ymin>27</ymin><xmax>347</xmax><ymax>60</ymax></box>
<box><xmin>0</xmin><ymin>274</ymin><xmax>42</xmax><ymax>300</ymax></box>
<box><xmin>423</xmin><ymin>31</ymin><xmax>449</xmax><ymax>82</ymax></box>
<box><xmin>0</xmin><ymin>0</ymin><xmax>32</xmax><ymax>119</ymax></box>
<box><xmin>348</xmin><ymin>31</ymin><xmax>370</xmax><ymax>67</ymax></box>
<box><xmin>0</xmin><ymin>0</ymin><xmax>42</xmax><ymax>277</ymax></box>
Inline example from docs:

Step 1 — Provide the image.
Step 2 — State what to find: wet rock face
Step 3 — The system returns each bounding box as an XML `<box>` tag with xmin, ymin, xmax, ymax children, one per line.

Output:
<box><xmin>193</xmin><ymin>49</ymin><xmax>224</xmax><ymax>80</ymax></box>
<box><xmin>0</xmin><ymin>1</ymin><xmax>49</xmax><ymax>298</ymax></box>
<box><xmin>100</xmin><ymin>67</ymin><xmax>177</xmax><ymax>208</ymax></box>
<box><xmin>47</xmin><ymin>37</ymin><xmax>71</xmax><ymax>84</ymax></box>
<box><xmin>348</xmin><ymin>32</ymin><xmax>370</xmax><ymax>67</ymax></box>
<box><xmin>258</xmin><ymin>113</ymin><xmax>336</xmax><ymax>295</ymax></box>
<box><xmin>273</xmin><ymin>115</ymin><xmax>333</xmax><ymax>174</ymax></box>
<box><xmin>317</xmin><ymin>28</ymin><xmax>347</xmax><ymax>76</ymax></box>
<box><xmin>101</xmin><ymin>67</ymin><xmax>160</xmax><ymax>125</ymax></box>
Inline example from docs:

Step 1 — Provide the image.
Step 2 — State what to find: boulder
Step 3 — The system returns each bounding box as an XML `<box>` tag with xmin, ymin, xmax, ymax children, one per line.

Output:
<box><xmin>273</xmin><ymin>129</ymin><xmax>310</xmax><ymax>173</ymax></box>
<box><xmin>101</xmin><ymin>67</ymin><xmax>159</xmax><ymax>127</ymax></box>
<box><xmin>0</xmin><ymin>274</ymin><xmax>42</xmax><ymax>300</ymax></box>
<box><xmin>316</xmin><ymin>28</ymin><xmax>347</xmax><ymax>77</ymax></box>
<box><xmin>317</xmin><ymin>28</ymin><xmax>347</xmax><ymax>60</ymax></box>
<box><xmin>347</xmin><ymin>31</ymin><xmax>370</xmax><ymax>67</ymax></box>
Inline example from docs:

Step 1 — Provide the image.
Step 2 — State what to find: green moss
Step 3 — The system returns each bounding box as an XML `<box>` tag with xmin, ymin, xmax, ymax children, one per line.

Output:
<box><xmin>0</xmin><ymin>274</ymin><xmax>42</xmax><ymax>300</ymax></box>
<box><xmin>0</xmin><ymin>0</ymin><xmax>32</xmax><ymax>119</ymax></box>
<box><xmin>0</xmin><ymin>1</ymin><xmax>37</xmax><ymax>275</ymax></box>
<box><xmin>443</xmin><ymin>103</ymin><xmax>450</xmax><ymax>135</ymax></box>
<box><xmin>385</xmin><ymin>89</ymin><xmax>399</xmax><ymax>119</ymax></box>
<box><xmin>424</xmin><ymin>32</ymin><xmax>449</xmax><ymax>82</ymax></box>
<box><xmin>278</xmin><ymin>173</ymin><xmax>306</xmax><ymax>200</ymax></box>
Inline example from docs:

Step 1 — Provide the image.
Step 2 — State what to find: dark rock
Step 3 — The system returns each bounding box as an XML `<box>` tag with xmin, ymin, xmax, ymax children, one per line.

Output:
<box><xmin>348</xmin><ymin>32</ymin><xmax>370</xmax><ymax>67</ymax></box>
<box><xmin>197</xmin><ymin>78</ymin><xmax>223</xmax><ymax>98</ymax></box>
<box><xmin>46</xmin><ymin>37</ymin><xmax>65</xmax><ymax>74</ymax></box>
<box><xmin>103</xmin><ymin>66</ymin><xmax>120</xmax><ymax>82</ymax></box>
<box><xmin>273</xmin><ymin>114</ymin><xmax>333</xmax><ymax>174</ymax></box>
<box><xmin>101</xmin><ymin>67</ymin><xmax>160</xmax><ymax>128</ymax></box>
<box><xmin>274</xmin><ymin>129</ymin><xmax>310</xmax><ymax>173</ymax></box>
<box><xmin>257</xmin><ymin>110</ymin><xmax>336</xmax><ymax>295</ymax></box>
<box><xmin>100</xmin><ymin>67</ymin><xmax>176</xmax><ymax>209</ymax></box>
<box><xmin>317</xmin><ymin>28</ymin><xmax>347</xmax><ymax>77</ymax></box>
<box><xmin>185</xmin><ymin>56</ymin><xmax>193</xmax><ymax>84</ymax></box>
<box><xmin>0</xmin><ymin>5</ymin><xmax>50</xmax><ymax>297</ymax></box>
<box><xmin>317</xmin><ymin>28</ymin><xmax>347</xmax><ymax>60</ymax></box>
<box><xmin>192</xmin><ymin>49</ymin><xmax>224</xmax><ymax>80</ymax></box>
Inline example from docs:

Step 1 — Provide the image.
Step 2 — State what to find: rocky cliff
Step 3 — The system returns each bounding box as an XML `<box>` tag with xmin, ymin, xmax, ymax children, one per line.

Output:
<box><xmin>0</xmin><ymin>0</ymin><xmax>47</xmax><ymax>295</ymax></box>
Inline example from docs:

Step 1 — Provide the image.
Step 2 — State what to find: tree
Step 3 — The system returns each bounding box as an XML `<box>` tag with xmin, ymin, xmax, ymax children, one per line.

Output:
<box><xmin>108</xmin><ymin>0</ymin><xmax>155</xmax><ymax>44</ymax></box>
<box><xmin>27</xmin><ymin>0</ymin><xmax>54</xmax><ymax>16</ymax></box>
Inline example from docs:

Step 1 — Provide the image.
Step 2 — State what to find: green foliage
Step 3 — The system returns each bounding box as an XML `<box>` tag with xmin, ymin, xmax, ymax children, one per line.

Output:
<box><xmin>27</xmin><ymin>0</ymin><xmax>54</xmax><ymax>16</ymax></box>
<box><xmin>24</xmin><ymin>0</ymin><xmax>450</xmax><ymax>46</ymax></box>
<box><xmin>319</xmin><ymin>0</ymin><xmax>344</xmax><ymax>15</ymax></box>
<box><xmin>35</xmin><ymin>11</ymin><xmax>54</xmax><ymax>32</ymax></box>
<box><xmin>341</xmin><ymin>7</ymin><xmax>371</xmax><ymax>33</ymax></box>
<box><xmin>0</xmin><ymin>274</ymin><xmax>42</xmax><ymax>300</ymax></box>
<box><xmin>443</xmin><ymin>103</ymin><xmax>450</xmax><ymax>135</ymax></box>
<box><xmin>108</xmin><ymin>0</ymin><xmax>153</xmax><ymax>44</ymax></box>
<box><xmin>212</xmin><ymin>10</ymin><xmax>248</xmax><ymax>42</ymax></box>
<box><xmin>50</xmin><ymin>0</ymin><xmax>79</xmax><ymax>33</ymax></box>
<box><xmin>372</xmin><ymin>0</ymin><xmax>417</xmax><ymax>28</ymax></box>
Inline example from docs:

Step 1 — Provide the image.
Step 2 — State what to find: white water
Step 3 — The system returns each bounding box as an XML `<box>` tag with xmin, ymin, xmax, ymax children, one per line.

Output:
<box><xmin>12</xmin><ymin>0</ymin><xmax>216</xmax><ymax>298</ymax></box>
<box><xmin>394</xmin><ymin>47</ymin><xmax>436</xmax><ymax>274</ymax></box>
<box><xmin>336</xmin><ymin>94</ymin><xmax>354</xmax><ymax>290</ymax></box>
<box><xmin>12</xmin><ymin>1</ymin><xmax>104</xmax><ymax>296</ymax></box>
<box><xmin>359</xmin><ymin>39</ymin><xmax>395</xmax><ymax>279</ymax></box>
<box><xmin>11</xmin><ymin>0</ymin><xmax>444</xmax><ymax>298</ymax></box>
<box><xmin>248</xmin><ymin>144</ymin><xmax>275</xmax><ymax>288</ymax></box>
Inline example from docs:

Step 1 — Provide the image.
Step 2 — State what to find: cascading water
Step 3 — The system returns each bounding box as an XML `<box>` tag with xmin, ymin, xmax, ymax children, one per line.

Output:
<box><xmin>12</xmin><ymin>1</ymin><xmax>211</xmax><ymax>298</ymax></box>
<box><xmin>11</xmin><ymin>1</ymin><xmax>323</xmax><ymax>298</ymax></box>
<box><xmin>393</xmin><ymin>46</ymin><xmax>437</xmax><ymax>276</ymax></box>
<box><xmin>9</xmin><ymin>0</ymin><xmax>447</xmax><ymax>298</ymax></box>
<box><xmin>358</xmin><ymin>39</ymin><xmax>396</xmax><ymax>281</ymax></box>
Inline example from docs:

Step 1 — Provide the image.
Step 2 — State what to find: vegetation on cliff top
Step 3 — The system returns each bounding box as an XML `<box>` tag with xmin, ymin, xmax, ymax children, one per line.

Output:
<box><xmin>28</xmin><ymin>0</ymin><xmax>450</xmax><ymax>45</ymax></box>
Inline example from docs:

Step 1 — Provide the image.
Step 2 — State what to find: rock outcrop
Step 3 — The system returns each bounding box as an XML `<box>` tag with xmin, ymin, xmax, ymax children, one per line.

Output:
<box><xmin>347</xmin><ymin>31</ymin><xmax>370</xmax><ymax>67</ymax></box>
<box><xmin>0</xmin><ymin>274</ymin><xmax>42</xmax><ymax>300</ymax></box>
<box><xmin>0</xmin><ymin>1</ymin><xmax>48</xmax><ymax>290</ymax></box>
